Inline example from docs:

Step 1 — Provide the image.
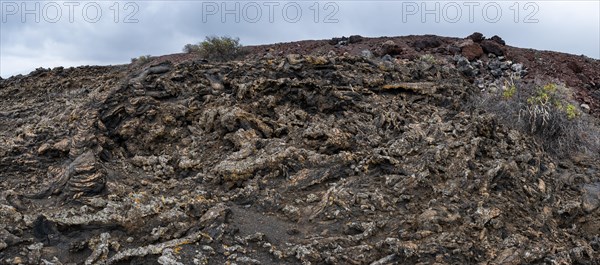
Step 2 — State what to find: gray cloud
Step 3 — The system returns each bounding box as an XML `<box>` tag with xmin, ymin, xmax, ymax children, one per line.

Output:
<box><xmin>1</xmin><ymin>0</ymin><xmax>598</xmax><ymax>77</ymax></box>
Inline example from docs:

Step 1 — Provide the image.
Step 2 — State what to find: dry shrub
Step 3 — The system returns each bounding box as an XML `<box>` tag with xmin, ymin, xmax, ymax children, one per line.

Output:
<box><xmin>183</xmin><ymin>36</ymin><xmax>245</xmax><ymax>61</ymax></box>
<box><xmin>131</xmin><ymin>55</ymin><xmax>153</xmax><ymax>65</ymax></box>
<box><xmin>471</xmin><ymin>77</ymin><xmax>600</xmax><ymax>158</ymax></box>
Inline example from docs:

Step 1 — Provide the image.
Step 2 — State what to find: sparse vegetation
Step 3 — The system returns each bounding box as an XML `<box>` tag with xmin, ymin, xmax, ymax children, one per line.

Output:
<box><xmin>565</xmin><ymin>104</ymin><xmax>579</xmax><ymax>120</ymax></box>
<box><xmin>131</xmin><ymin>55</ymin><xmax>153</xmax><ymax>65</ymax></box>
<box><xmin>419</xmin><ymin>54</ymin><xmax>436</xmax><ymax>64</ymax></box>
<box><xmin>183</xmin><ymin>36</ymin><xmax>245</xmax><ymax>61</ymax></box>
<box><xmin>502</xmin><ymin>79</ymin><xmax>517</xmax><ymax>99</ymax></box>
<box><xmin>475</xmin><ymin>78</ymin><xmax>599</xmax><ymax>158</ymax></box>
<box><xmin>182</xmin><ymin>43</ymin><xmax>200</xmax><ymax>54</ymax></box>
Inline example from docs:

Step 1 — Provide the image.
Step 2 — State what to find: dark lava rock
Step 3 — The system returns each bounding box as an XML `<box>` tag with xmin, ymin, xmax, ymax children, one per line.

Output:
<box><xmin>32</xmin><ymin>216</ymin><xmax>57</xmax><ymax>243</ymax></box>
<box><xmin>490</xmin><ymin>35</ymin><xmax>506</xmax><ymax>45</ymax></box>
<box><xmin>447</xmin><ymin>44</ymin><xmax>461</xmax><ymax>55</ymax></box>
<box><xmin>455</xmin><ymin>55</ymin><xmax>478</xmax><ymax>77</ymax></box>
<box><xmin>481</xmin><ymin>40</ymin><xmax>504</xmax><ymax>56</ymax></box>
<box><xmin>511</xmin><ymin>63</ymin><xmax>527</xmax><ymax>77</ymax></box>
<box><xmin>329</xmin><ymin>35</ymin><xmax>363</xmax><ymax>46</ymax></box>
<box><xmin>567</xmin><ymin>61</ymin><xmax>583</xmax><ymax>74</ymax></box>
<box><xmin>412</xmin><ymin>37</ymin><xmax>442</xmax><ymax>51</ymax></box>
<box><xmin>467</xmin><ymin>32</ymin><xmax>485</xmax><ymax>43</ymax></box>
<box><xmin>461</xmin><ymin>43</ymin><xmax>484</xmax><ymax>61</ymax></box>
<box><xmin>381</xmin><ymin>40</ymin><xmax>403</xmax><ymax>56</ymax></box>
<box><xmin>488</xmin><ymin>60</ymin><xmax>505</xmax><ymax>77</ymax></box>
<box><xmin>329</xmin><ymin>37</ymin><xmax>343</xmax><ymax>45</ymax></box>
<box><xmin>348</xmin><ymin>35</ymin><xmax>363</xmax><ymax>44</ymax></box>
<box><xmin>147</xmin><ymin>63</ymin><xmax>172</xmax><ymax>75</ymax></box>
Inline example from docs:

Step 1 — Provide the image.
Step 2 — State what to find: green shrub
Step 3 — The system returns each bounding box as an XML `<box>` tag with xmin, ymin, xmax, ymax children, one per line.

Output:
<box><xmin>520</xmin><ymin>83</ymin><xmax>583</xmax><ymax>133</ymax></box>
<box><xmin>183</xmin><ymin>36</ymin><xmax>244</xmax><ymax>61</ymax></box>
<box><xmin>565</xmin><ymin>104</ymin><xmax>579</xmax><ymax>120</ymax></box>
<box><xmin>131</xmin><ymin>55</ymin><xmax>153</xmax><ymax>65</ymax></box>
<box><xmin>183</xmin><ymin>44</ymin><xmax>201</xmax><ymax>54</ymax></box>
<box><xmin>419</xmin><ymin>54</ymin><xmax>436</xmax><ymax>64</ymax></box>
<box><xmin>502</xmin><ymin>79</ymin><xmax>517</xmax><ymax>99</ymax></box>
<box><xmin>474</xmin><ymin>79</ymin><xmax>599</xmax><ymax>158</ymax></box>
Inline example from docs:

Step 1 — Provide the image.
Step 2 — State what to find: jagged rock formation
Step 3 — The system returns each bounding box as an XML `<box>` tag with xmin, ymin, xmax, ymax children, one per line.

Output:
<box><xmin>0</xmin><ymin>35</ymin><xmax>600</xmax><ymax>264</ymax></box>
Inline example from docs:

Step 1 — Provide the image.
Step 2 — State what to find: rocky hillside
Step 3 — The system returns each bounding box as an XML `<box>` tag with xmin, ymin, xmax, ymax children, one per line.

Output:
<box><xmin>1</xmin><ymin>34</ymin><xmax>600</xmax><ymax>264</ymax></box>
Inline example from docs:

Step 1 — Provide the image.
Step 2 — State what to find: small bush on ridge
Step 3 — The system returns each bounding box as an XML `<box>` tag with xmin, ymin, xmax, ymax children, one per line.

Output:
<box><xmin>183</xmin><ymin>36</ymin><xmax>244</xmax><ymax>62</ymax></box>
<box><xmin>131</xmin><ymin>55</ymin><xmax>153</xmax><ymax>65</ymax></box>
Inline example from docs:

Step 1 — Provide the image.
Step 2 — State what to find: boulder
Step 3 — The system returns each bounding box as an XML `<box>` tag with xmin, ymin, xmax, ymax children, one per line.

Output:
<box><xmin>329</xmin><ymin>35</ymin><xmax>363</xmax><ymax>46</ymax></box>
<box><xmin>455</xmin><ymin>55</ymin><xmax>478</xmax><ymax>77</ymax></box>
<box><xmin>490</xmin><ymin>35</ymin><xmax>506</xmax><ymax>45</ymax></box>
<box><xmin>461</xmin><ymin>43</ymin><xmax>484</xmax><ymax>60</ymax></box>
<box><xmin>511</xmin><ymin>63</ymin><xmax>527</xmax><ymax>77</ymax></box>
<box><xmin>328</xmin><ymin>37</ymin><xmax>341</xmax><ymax>45</ymax></box>
<box><xmin>447</xmin><ymin>45</ymin><xmax>461</xmax><ymax>55</ymax></box>
<box><xmin>348</xmin><ymin>35</ymin><xmax>363</xmax><ymax>44</ymax></box>
<box><xmin>467</xmin><ymin>32</ymin><xmax>485</xmax><ymax>43</ymax></box>
<box><xmin>413</xmin><ymin>37</ymin><xmax>442</xmax><ymax>51</ymax></box>
<box><xmin>481</xmin><ymin>40</ymin><xmax>504</xmax><ymax>56</ymax></box>
<box><xmin>360</xmin><ymin>50</ymin><xmax>374</xmax><ymax>60</ymax></box>
<box><xmin>381</xmin><ymin>40</ymin><xmax>403</xmax><ymax>56</ymax></box>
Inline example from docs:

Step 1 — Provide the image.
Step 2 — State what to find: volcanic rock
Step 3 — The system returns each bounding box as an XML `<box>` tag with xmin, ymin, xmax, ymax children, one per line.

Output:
<box><xmin>381</xmin><ymin>40</ymin><xmax>403</xmax><ymax>56</ymax></box>
<box><xmin>329</xmin><ymin>35</ymin><xmax>363</xmax><ymax>46</ymax></box>
<box><xmin>461</xmin><ymin>43</ymin><xmax>484</xmax><ymax>60</ymax></box>
<box><xmin>348</xmin><ymin>35</ymin><xmax>363</xmax><ymax>44</ymax></box>
<box><xmin>481</xmin><ymin>40</ymin><xmax>505</xmax><ymax>56</ymax></box>
<box><xmin>490</xmin><ymin>35</ymin><xmax>506</xmax><ymax>45</ymax></box>
<box><xmin>0</xmin><ymin>34</ymin><xmax>599</xmax><ymax>265</ymax></box>
<box><xmin>467</xmin><ymin>32</ymin><xmax>485</xmax><ymax>43</ymax></box>
<box><xmin>412</xmin><ymin>36</ymin><xmax>442</xmax><ymax>50</ymax></box>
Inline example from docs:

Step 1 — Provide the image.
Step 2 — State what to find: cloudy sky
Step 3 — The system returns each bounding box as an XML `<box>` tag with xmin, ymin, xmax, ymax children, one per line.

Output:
<box><xmin>1</xmin><ymin>0</ymin><xmax>599</xmax><ymax>77</ymax></box>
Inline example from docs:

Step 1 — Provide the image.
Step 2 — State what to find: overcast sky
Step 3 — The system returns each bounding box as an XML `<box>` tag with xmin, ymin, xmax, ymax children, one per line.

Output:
<box><xmin>1</xmin><ymin>0</ymin><xmax>599</xmax><ymax>77</ymax></box>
